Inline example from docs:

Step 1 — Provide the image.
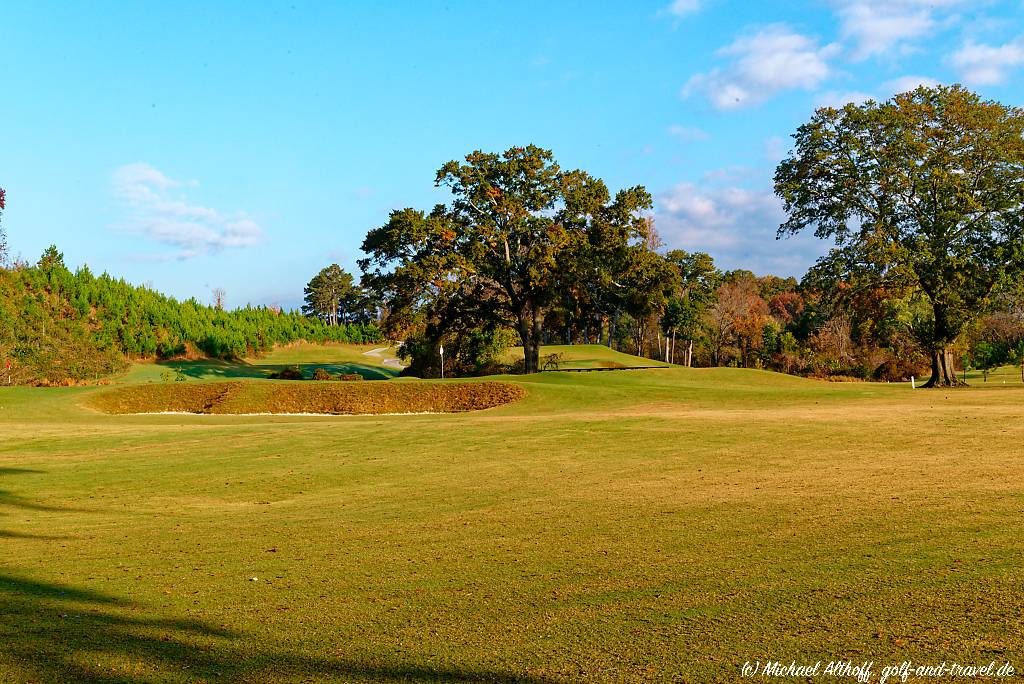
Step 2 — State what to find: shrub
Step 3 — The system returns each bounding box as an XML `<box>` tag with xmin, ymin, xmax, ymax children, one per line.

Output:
<box><xmin>270</xmin><ymin>365</ymin><xmax>304</xmax><ymax>380</ymax></box>
<box><xmin>311</xmin><ymin>368</ymin><xmax>334</xmax><ymax>381</ymax></box>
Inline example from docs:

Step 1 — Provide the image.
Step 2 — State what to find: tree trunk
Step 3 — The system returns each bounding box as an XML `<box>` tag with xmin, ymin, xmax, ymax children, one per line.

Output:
<box><xmin>923</xmin><ymin>304</ymin><xmax>966</xmax><ymax>387</ymax></box>
<box><xmin>924</xmin><ymin>347</ymin><xmax>964</xmax><ymax>387</ymax></box>
<box><xmin>607</xmin><ymin>309</ymin><xmax>620</xmax><ymax>349</ymax></box>
<box><xmin>687</xmin><ymin>339</ymin><xmax>693</xmax><ymax>367</ymax></box>
<box><xmin>530</xmin><ymin>305</ymin><xmax>544</xmax><ymax>373</ymax></box>
<box><xmin>516</xmin><ymin>304</ymin><xmax>537</xmax><ymax>374</ymax></box>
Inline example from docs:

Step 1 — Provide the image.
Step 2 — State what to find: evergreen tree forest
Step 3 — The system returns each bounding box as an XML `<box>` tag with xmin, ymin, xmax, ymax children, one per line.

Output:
<box><xmin>0</xmin><ymin>243</ymin><xmax>380</xmax><ymax>385</ymax></box>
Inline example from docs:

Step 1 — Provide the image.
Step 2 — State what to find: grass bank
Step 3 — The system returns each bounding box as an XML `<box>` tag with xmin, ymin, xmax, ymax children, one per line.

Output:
<box><xmin>0</xmin><ymin>346</ymin><xmax>1021</xmax><ymax>681</ymax></box>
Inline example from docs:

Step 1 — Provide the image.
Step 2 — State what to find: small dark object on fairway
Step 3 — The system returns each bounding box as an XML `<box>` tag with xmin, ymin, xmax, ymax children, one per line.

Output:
<box><xmin>270</xmin><ymin>365</ymin><xmax>305</xmax><ymax>380</ymax></box>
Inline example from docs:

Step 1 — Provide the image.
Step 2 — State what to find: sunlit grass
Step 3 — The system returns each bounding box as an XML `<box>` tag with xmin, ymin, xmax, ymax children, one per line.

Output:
<box><xmin>1</xmin><ymin>346</ymin><xmax>1022</xmax><ymax>682</ymax></box>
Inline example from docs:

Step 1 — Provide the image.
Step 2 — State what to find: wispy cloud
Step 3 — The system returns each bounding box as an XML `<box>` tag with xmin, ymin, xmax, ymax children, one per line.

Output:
<box><xmin>667</xmin><ymin>124</ymin><xmax>710</xmax><ymax>142</ymax></box>
<box><xmin>950</xmin><ymin>36</ymin><xmax>1024</xmax><ymax>85</ymax></box>
<box><xmin>763</xmin><ymin>135</ymin><xmax>786</xmax><ymax>162</ymax></box>
<box><xmin>880</xmin><ymin>75</ymin><xmax>941</xmax><ymax>94</ymax></box>
<box><xmin>655</xmin><ymin>175</ymin><xmax>827</xmax><ymax>275</ymax></box>
<box><xmin>814</xmin><ymin>90</ymin><xmax>875</xmax><ymax>108</ymax></box>
<box><xmin>814</xmin><ymin>75</ymin><xmax>941</xmax><ymax>109</ymax></box>
<box><xmin>662</xmin><ymin>0</ymin><xmax>701</xmax><ymax>18</ymax></box>
<box><xmin>112</xmin><ymin>163</ymin><xmax>264</xmax><ymax>259</ymax></box>
<box><xmin>831</xmin><ymin>0</ymin><xmax>966</xmax><ymax>61</ymax></box>
<box><xmin>684</xmin><ymin>24</ymin><xmax>838</xmax><ymax>110</ymax></box>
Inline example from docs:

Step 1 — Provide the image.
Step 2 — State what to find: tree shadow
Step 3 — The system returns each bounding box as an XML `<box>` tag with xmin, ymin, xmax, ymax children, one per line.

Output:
<box><xmin>0</xmin><ymin>468</ymin><xmax>45</xmax><ymax>476</ymax></box>
<box><xmin>0</xmin><ymin>467</ymin><xmax>76</xmax><ymax>540</ymax></box>
<box><xmin>162</xmin><ymin>360</ymin><xmax>398</xmax><ymax>381</ymax></box>
<box><xmin>0</xmin><ymin>570</ymin><xmax>557</xmax><ymax>683</ymax></box>
<box><xmin>0</xmin><ymin>465</ymin><xmax>550</xmax><ymax>681</ymax></box>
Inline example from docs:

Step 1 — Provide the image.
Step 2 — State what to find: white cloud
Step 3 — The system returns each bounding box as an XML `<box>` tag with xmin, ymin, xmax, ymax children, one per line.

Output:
<box><xmin>813</xmin><ymin>75</ymin><xmax>940</xmax><ymax>110</ymax></box>
<box><xmin>663</xmin><ymin>0</ymin><xmax>700</xmax><ymax>17</ymax></box>
<box><xmin>814</xmin><ymin>90</ymin><xmax>875</xmax><ymax>108</ymax></box>
<box><xmin>655</xmin><ymin>178</ymin><xmax>828</xmax><ymax>275</ymax></box>
<box><xmin>880</xmin><ymin>75</ymin><xmax>941</xmax><ymax>95</ymax></box>
<box><xmin>667</xmin><ymin>124</ymin><xmax>710</xmax><ymax>142</ymax></box>
<box><xmin>950</xmin><ymin>37</ymin><xmax>1024</xmax><ymax>85</ymax></box>
<box><xmin>831</xmin><ymin>0</ymin><xmax>967</xmax><ymax>61</ymax></box>
<box><xmin>112</xmin><ymin>163</ymin><xmax>264</xmax><ymax>259</ymax></box>
<box><xmin>683</xmin><ymin>25</ymin><xmax>838</xmax><ymax>110</ymax></box>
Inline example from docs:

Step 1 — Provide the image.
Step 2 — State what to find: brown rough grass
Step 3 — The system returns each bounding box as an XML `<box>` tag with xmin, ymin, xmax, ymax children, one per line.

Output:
<box><xmin>88</xmin><ymin>380</ymin><xmax>526</xmax><ymax>415</ymax></box>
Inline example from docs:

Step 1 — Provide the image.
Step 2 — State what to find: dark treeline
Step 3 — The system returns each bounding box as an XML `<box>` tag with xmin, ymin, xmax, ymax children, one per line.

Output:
<box><xmin>518</xmin><ymin>251</ymin><xmax>1024</xmax><ymax>382</ymax></box>
<box><xmin>0</xmin><ymin>246</ymin><xmax>380</xmax><ymax>385</ymax></box>
<box><xmin>366</xmin><ymin>237</ymin><xmax>1024</xmax><ymax>381</ymax></box>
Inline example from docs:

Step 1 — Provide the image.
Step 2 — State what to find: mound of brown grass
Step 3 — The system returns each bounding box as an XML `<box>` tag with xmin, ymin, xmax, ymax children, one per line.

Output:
<box><xmin>89</xmin><ymin>380</ymin><xmax>526</xmax><ymax>415</ymax></box>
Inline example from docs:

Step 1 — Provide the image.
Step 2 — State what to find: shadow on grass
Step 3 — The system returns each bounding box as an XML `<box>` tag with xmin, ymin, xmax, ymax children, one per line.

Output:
<box><xmin>0</xmin><ymin>468</ymin><xmax>78</xmax><ymax>541</ymax></box>
<box><xmin>1</xmin><ymin>467</ymin><xmax>66</xmax><ymax>516</ymax></box>
<box><xmin>162</xmin><ymin>360</ymin><xmax>398</xmax><ymax>381</ymax></box>
<box><xmin>0</xmin><ymin>464</ymin><xmax>547</xmax><ymax>682</ymax></box>
<box><xmin>0</xmin><ymin>571</ymin><xmax>556</xmax><ymax>683</ymax></box>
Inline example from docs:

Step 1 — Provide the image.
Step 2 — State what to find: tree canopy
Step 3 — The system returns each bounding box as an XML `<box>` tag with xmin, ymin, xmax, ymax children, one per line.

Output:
<box><xmin>360</xmin><ymin>145</ymin><xmax>664</xmax><ymax>373</ymax></box>
<box><xmin>775</xmin><ymin>85</ymin><xmax>1024</xmax><ymax>386</ymax></box>
<box><xmin>302</xmin><ymin>264</ymin><xmax>367</xmax><ymax>326</ymax></box>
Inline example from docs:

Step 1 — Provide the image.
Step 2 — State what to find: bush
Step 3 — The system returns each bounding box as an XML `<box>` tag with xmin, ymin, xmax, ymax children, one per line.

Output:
<box><xmin>337</xmin><ymin>373</ymin><xmax>364</xmax><ymax>381</ymax></box>
<box><xmin>270</xmin><ymin>365</ymin><xmax>304</xmax><ymax>380</ymax></box>
<box><xmin>311</xmin><ymin>368</ymin><xmax>333</xmax><ymax>381</ymax></box>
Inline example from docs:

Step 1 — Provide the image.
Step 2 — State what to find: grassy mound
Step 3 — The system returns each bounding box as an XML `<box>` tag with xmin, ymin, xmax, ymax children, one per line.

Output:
<box><xmin>88</xmin><ymin>379</ymin><xmax>526</xmax><ymax>415</ymax></box>
<box><xmin>501</xmin><ymin>343</ymin><xmax>670</xmax><ymax>370</ymax></box>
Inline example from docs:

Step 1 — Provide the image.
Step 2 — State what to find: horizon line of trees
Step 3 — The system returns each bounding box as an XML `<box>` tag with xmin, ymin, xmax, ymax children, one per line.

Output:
<box><xmin>355</xmin><ymin>86</ymin><xmax>1024</xmax><ymax>386</ymax></box>
<box><xmin>4</xmin><ymin>84</ymin><xmax>1022</xmax><ymax>387</ymax></box>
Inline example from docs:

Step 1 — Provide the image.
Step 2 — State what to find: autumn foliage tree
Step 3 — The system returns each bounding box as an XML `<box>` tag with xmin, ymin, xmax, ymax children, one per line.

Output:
<box><xmin>776</xmin><ymin>85</ymin><xmax>1024</xmax><ymax>387</ymax></box>
<box><xmin>360</xmin><ymin>145</ymin><xmax>657</xmax><ymax>374</ymax></box>
<box><xmin>0</xmin><ymin>186</ymin><xmax>7</xmax><ymax>266</ymax></box>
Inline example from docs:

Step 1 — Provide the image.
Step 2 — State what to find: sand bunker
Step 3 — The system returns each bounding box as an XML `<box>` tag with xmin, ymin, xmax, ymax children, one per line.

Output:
<box><xmin>89</xmin><ymin>380</ymin><xmax>526</xmax><ymax>415</ymax></box>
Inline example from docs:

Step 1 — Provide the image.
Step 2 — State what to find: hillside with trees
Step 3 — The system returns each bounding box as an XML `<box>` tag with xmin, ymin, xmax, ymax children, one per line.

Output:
<box><xmin>0</xmin><ymin>242</ymin><xmax>380</xmax><ymax>386</ymax></box>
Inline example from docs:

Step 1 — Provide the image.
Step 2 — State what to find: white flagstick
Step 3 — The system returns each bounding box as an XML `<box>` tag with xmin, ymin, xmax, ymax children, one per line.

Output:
<box><xmin>439</xmin><ymin>344</ymin><xmax>444</xmax><ymax>380</ymax></box>
<box><xmin>911</xmin><ymin>376</ymin><xmax>915</xmax><ymax>389</ymax></box>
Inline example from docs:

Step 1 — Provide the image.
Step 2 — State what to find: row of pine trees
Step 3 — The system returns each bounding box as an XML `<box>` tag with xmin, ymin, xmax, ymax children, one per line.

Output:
<box><xmin>0</xmin><ymin>246</ymin><xmax>381</xmax><ymax>384</ymax></box>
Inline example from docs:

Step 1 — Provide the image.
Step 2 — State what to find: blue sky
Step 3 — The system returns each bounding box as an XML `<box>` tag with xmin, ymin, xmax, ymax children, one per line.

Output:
<box><xmin>2</xmin><ymin>1</ymin><xmax>1022</xmax><ymax>309</ymax></box>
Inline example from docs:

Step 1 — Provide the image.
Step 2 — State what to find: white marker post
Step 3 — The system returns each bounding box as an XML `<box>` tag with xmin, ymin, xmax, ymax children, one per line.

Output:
<box><xmin>439</xmin><ymin>344</ymin><xmax>444</xmax><ymax>380</ymax></box>
<box><xmin>911</xmin><ymin>376</ymin><xmax>916</xmax><ymax>389</ymax></box>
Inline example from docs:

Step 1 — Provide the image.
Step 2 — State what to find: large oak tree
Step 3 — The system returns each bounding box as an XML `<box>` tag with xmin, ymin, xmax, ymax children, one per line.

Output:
<box><xmin>775</xmin><ymin>85</ymin><xmax>1024</xmax><ymax>386</ymax></box>
<box><xmin>360</xmin><ymin>145</ymin><xmax>657</xmax><ymax>373</ymax></box>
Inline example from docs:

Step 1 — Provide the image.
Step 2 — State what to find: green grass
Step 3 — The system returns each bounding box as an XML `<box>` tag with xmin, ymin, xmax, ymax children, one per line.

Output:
<box><xmin>120</xmin><ymin>343</ymin><xmax>403</xmax><ymax>384</ymax></box>
<box><xmin>963</xmin><ymin>363</ymin><xmax>1024</xmax><ymax>384</ymax></box>
<box><xmin>1</xmin><ymin>345</ymin><xmax>1023</xmax><ymax>682</ymax></box>
<box><xmin>501</xmin><ymin>344</ymin><xmax>671</xmax><ymax>370</ymax></box>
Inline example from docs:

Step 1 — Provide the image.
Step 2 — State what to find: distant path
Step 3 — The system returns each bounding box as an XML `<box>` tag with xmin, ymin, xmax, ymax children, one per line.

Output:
<box><xmin>363</xmin><ymin>346</ymin><xmax>405</xmax><ymax>369</ymax></box>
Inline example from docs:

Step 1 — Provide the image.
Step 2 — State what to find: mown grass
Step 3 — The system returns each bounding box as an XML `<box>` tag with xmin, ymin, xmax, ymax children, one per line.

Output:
<box><xmin>502</xmin><ymin>344</ymin><xmax>671</xmax><ymax>370</ymax></box>
<box><xmin>1</xmin><ymin>347</ymin><xmax>1022</xmax><ymax>682</ymax></box>
<box><xmin>120</xmin><ymin>343</ymin><xmax>402</xmax><ymax>384</ymax></box>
